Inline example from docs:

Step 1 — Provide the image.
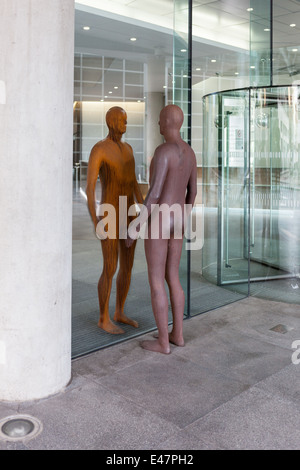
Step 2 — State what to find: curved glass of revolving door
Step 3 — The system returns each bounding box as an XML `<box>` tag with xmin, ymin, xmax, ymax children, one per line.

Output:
<box><xmin>202</xmin><ymin>89</ymin><xmax>250</xmax><ymax>298</ymax></box>
<box><xmin>202</xmin><ymin>86</ymin><xmax>300</xmax><ymax>304</ymax></box>
<box><xmin>250</xmin><ymin>86</ymin><xmax>300</xmax><ymax>302</ymax></box>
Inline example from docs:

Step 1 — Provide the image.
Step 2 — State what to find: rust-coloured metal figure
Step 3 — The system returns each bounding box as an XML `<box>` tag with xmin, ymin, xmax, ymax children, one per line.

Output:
<box><xmin>86</xmin><ymin>106</ymin><xmax>144</xmax><ymax>334</ymax></box>
<box><xmin>127</xmin><ymin>105</ymin><xmax>197</xmax><ymax>354</ymax></box>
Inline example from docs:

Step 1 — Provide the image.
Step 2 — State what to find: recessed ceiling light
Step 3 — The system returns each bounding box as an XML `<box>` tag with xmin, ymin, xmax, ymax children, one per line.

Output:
<box><xmin>83</xmin><ymin>26</ymin><xmax>90</xmax><ymax>31</ymax></box>
<box><xmin>114</xmin><ymin>86</ymin><xmax>118</xmax><ymax>89</ymax></box>
<box><xmin>181</xmin><ymin>49</ymin><xmax>187</xmax><ymax>52</ymax></box>
<box><xmin>196</xmin><ymin>67</ymin><xmax>201</xmax><ymax>71</ymax></box>
<box><xmin>130</xmin><ymin>37</ymin><xmax>137</xmax><ymax>41</ymax></box>
<box><xmin>264</xmin><ymin>28</ymin><xmax>270</xmax><ymax>32</ymax></box>
<box><xmin>211</xmin><ymin>59</ymin><xmax>216</xmax><ymax>63</ymax></box>
<box><xmin>250</xmin><ymin>65</ymin><xmax>256</xmax><ymax>69</ymax></box>
<box><xmin>100</xmin><ymin>99</ymin><xmax>104</xmax><ymax>102</ymax></box>
<box><xmin>163</xmin><ymin>86</ymin><xmax>167</xmax><ymax>89</ymax></box>
<box><xmin>292</xmin><ymin>48</ymin><xmax>298</xmax><ymax>52</ymax></box>
<box><xmin>247</xmin><ymin>8</ymin><xmax>253</xmax><ymax>12</ymax></box>
<box><xmin>235</xmin><ymin>72</ymin><xmax>239</xmax><ymax>75</ymax></box>
<box><xmin>290</xmin><ymin>24</ymin><xmax>296</xmax><ymax>28</ymax></box>
<box><xmin>108</xmin><ymin>91</ymin><xmax>112</xmax><ymax>94</ymax></box>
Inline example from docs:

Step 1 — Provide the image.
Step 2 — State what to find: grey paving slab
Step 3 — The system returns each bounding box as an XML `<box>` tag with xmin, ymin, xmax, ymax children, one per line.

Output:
<box><xmin>159</xmin><ymin>429</ymin><xmax>225</xmax><ymax>450</ymax></box>
<box><xmin>255</xmin><ymin>363</ymin><xmax>300</xmax><ymax>403</ymax></box>
<box><xmin>179</xmin><ymin>386</ymin><xmax>300</xmax><ymax>450</ymax></box>
<box><xmin>14</xmin><ymin>380</ymin><xmax>180</xmax><ymax>450</ymax></box>
<box><xmin>174</xmin><ymin>325</ymin><xmax>292</xmax><ymax>385</ymax></box>
<box><xmin>0</xmin><ymin>403</ymin><xmax>19</xmax><ymax>420</ymax></box>
<box><xmin>96</xmin><ymin>348</ymin><xmax>249</xmax><ymax>429</ymax></box>
<box><xmin>0</xmin><ymin>296</ymin><xmax>300</xmax><ymax>450</ymax></box>
<box><xmin>195</xmin><ymin>297</ymin><xmax>300</xmax><ymax>351</ymax></box>
<box><xmin>72</xmin><ymin>338</ymin><xmax>156</xmax><ymax>379</ymax></box>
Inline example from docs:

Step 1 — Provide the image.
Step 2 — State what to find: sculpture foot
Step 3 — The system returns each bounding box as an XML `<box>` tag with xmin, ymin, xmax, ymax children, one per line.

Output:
<box><xmin>169</xmin><ymin>333</ymin><xmax>185</xmax><ymax>347</ymax></box>
<box><xmin>141</xmin><ymin>339</ymin><xmax>171</xmax><ymax>355</ymax></box>
<box><xmin>114</xmin><ymin>313</ymin><xmax>139</xmax><ymax>328</ymax></box>
<box><xmin>98</xmin><ymin>319</ymin><xmax>124</xmax><ymax>335</ymax></box>
<box><xmin>153</xmin><ymin>332</ymin><xmax>185</xmax><ymax>347</ymax></box>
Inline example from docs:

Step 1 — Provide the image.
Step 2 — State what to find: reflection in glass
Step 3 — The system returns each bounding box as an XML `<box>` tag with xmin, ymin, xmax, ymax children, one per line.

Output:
<box><xmin>249</xmin><ymin>0</ymin><xmax>272</xmax><ymax>87</ymax></box>
<box><xmin>201</xmin><ymin>89</ymin><xmax>250</xmax><ymax>309</ymax></box>
<box><xmin>202</xmin><ymin>86</ymin><xmax>300</xmax><ymax>306</ymax></box>
<box><xmin>72</xmin><ymin>11</ymin><xmax>176</xmax><ymax>358</ymax></box>
<box><xmin>173</xmin><ymin>0</ymin><xmax>191</xmax><ymax>317</ymax></box>
<box><xmin>250</xmin><ymin>86</ymin><xmax>300</xmax><ymax>301</ymax></box>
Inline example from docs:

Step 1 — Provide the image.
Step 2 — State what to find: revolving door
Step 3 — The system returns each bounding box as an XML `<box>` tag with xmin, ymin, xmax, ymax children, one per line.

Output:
<box><xmin>202</xmin><ymin>86</ymin><xmax>300</xmax><ymax>296</ymax></box>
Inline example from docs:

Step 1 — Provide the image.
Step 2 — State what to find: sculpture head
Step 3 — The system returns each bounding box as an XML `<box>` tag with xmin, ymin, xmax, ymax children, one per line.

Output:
<box><xmin>159</xmin><ymin>105</ymin><xmax>184</xmax><ymax>137</ymax></box>
<box><xmin>106</xmin><ymin>106</ymin><xmax>127</xmax><ymax>141</ymax></box>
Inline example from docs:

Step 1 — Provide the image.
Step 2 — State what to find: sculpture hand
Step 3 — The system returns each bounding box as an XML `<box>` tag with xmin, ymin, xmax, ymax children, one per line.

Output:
<box><xmin>125</xmin><ymin>234</ymin><xmax>135</xmax><ymax>248</ymax></box>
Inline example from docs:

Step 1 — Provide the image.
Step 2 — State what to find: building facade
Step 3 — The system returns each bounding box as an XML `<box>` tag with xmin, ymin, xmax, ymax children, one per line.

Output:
<box><xmin>1</xmin><ymin>0</ymin><xmax>300</xmax><ymax>401</ymax></box>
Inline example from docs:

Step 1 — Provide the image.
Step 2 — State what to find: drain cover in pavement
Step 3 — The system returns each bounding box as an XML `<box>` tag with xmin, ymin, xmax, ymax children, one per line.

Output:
<box><xmin>270</xmin><ymin>324</ymin><xmax>294</xmax><ymax>334</ymax></box>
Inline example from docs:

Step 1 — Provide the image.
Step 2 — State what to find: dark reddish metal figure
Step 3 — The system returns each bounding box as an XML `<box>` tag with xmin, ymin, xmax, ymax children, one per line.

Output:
<box><xmin>127</xmin><ymin>105</ymin><xmax>197</xmax><ymax>354</ymax></box>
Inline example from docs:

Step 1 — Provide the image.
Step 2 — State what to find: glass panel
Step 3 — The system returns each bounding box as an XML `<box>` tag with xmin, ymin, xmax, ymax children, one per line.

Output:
<box><xmin>173</xmin><ymin>0</ymin><xmax>191</xmax><ymax>317</ymax></box>
<box><xmin>249</xmin><ymin>86</ymin><xmax>300</xmax><ymax>301</ymax></box>
<box><xmin>173</xmin><ymin>0</ymin><xmax>190</xmax><ymax>142</ymax></box>
<box><xmin>72</xmin><ymin>6</ymin><xmax>178</xmax><ymax>358</ymax></box>
<box><xmin>249</xmin><ymin>0</ymin><xmax>272</xmax><ymax>87</ymax></box>
<box><xmin>103</xmin><ymin>58</ymin><xmax>123</xmax><ymax>70</ymax></box>
<box><xmin>202</xmin><ymin>85</ymin><xmax>300</xmax><ymax>306</ymax></box>
<box><xmin>191</xmin><ymin>1</ymin><xmax>252</xmax><ymax>316</ymax></box>
<box><xmin>273</xmin><ymin>0</ymin><xmax>300</xmax><ymax>86</ymax></box>
<box><xmin>125</xmin><ymin>72</ymin><xmax>144</xmax><ymax>86</ymax></box>
<box><xmin>201</xmin><ymin>90</ymin><xmax>250</xmax><ymax>309</ymax></box>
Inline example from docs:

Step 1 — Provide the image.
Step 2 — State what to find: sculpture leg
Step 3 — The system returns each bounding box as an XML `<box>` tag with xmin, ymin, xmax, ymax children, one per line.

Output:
<box><xmin>98</xmin><ymin>238</ymin><xmax>124</xmax><ymax>334</ymax></box>
<box><xmin>142</xmin><ymin>237</ymin><xmax>171</xmax><ymax>354</ymax></box>
<box><xmin>165</xmin><ymin>236</ymin><xmax>185</xmax><ymax>346</ymax></box>
<box><xmin>114</xmin><ymin>239</ymin><xmax>139</xmax><ymax>328</ymax></box>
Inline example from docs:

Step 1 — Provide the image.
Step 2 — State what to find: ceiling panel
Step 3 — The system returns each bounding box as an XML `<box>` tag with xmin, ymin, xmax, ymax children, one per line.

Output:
<box><xmin>124</xmin><ymin>0</ymin><xmax>174</xmax><ymax>16</ymax></box>
<box><xmin>273</xmin><ymin>0</ymin><xmax>300</xmax><ymax>14</ymax></box>
<box><xmin>193</xmin><ymin>4</ymin><xmax>248</xmax><ymax>27</ymax></box>
<box><xmin>205</xmin><ymin>0</ymin><xmax>251</xmax><ymax>20</ymax></box>
<box><xmin>75</xmin><ymin>0</ymin><xmax>300</xmax><ymax>85</ymax></box>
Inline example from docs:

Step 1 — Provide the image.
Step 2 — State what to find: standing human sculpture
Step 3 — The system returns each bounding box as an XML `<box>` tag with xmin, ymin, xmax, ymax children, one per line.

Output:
<box><xmin>86</xmin><ymin>106</ymin><xmax>144</xmax><ymax>334</ymax></box>
<box><xmin>127</xmin><ymin>104</ymin><xmax>197</xmax><ymax>354</ymax></box>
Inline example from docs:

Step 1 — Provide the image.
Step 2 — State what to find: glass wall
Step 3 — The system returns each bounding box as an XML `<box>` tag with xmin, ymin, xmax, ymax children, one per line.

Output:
<box><xmin>273</xmin><ymin>0</ymin><xmax>300</xmax><ymax>86</ymax></box>
<box><xmin>72</xmin><ymin>3</ymin><xmax>183</xmax><ymax>358</ymax></box>
<box><xmin>173</xmin><ymin>0</ymin><xmax>192</xmax><ymax>317</ymax></box>
<box><xmin>190</xmin><ymin>0</ymin><xmax>253</xmax><ymax>314</ymax></box>
<box><xmin>191</xmin><ymin>0</ymin><xmax>300</xmax><ymax>314</ymax></box>
<box><xmin>72</xmin><ymin>1</ymin><xmax>300</xmax><ymax>357</ymax></box>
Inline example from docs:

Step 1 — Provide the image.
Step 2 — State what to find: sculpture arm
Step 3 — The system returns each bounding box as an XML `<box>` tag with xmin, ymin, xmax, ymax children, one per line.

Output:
<box><xmin>136</xmin><ymin>146</ymin><xmax>169</xmax><ymax>229</ymax></box>
<box><xmin>86</xmin><ymin>146</ymin><xmax>102</xmax><ymax>230</ymax></box>
<box><xmin>126</xmin><ymin>142</ymin><xmax>144</xmax><ymax>205</ymax></box>
<box><xmin>134</xmin><ymin>178</ymin><xmax>144</xmax><ymax>205</ymax></box>
<box><xmin>126</xmin><ymin>146</ymin><xmax>169</xmax><ymax>246</ymax></box>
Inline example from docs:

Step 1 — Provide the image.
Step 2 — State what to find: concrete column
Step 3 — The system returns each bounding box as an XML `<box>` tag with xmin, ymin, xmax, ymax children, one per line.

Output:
<box><xmin>0</xmin><ymin>0</ymin><xmax>74</xmax><ymax>401</ymax></box>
